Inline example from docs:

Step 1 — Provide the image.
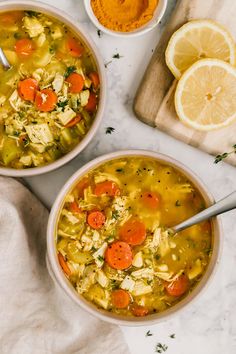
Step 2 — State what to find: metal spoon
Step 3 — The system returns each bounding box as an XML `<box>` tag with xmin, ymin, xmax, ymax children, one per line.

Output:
<box><xmin>172</xmin><ymin>191</ymin><xmax>236</xmax><ymax>233</ymax></box>
<box><xmin>0</xmin><ymin>48</ymin><xmax>11</xmax><ymax>70</ymax></box>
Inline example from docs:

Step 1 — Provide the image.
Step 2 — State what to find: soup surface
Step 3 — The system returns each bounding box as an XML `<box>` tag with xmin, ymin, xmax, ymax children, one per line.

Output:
<box><xmin>0</xmin><ymin>10</ymin><xmax>99</xmax><ymax>169</ymax></box>
<box><xmin>56</xmin><ymin>157</ymin><xmax>212</xmax><ymax>317</ymax></box>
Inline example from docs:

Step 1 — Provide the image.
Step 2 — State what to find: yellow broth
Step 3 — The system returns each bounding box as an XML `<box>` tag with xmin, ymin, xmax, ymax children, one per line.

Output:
<box><xmin>56</xmin><ymin>157</ymin><xmax>212</xmax><ymax>317</ymax></box>
<box><xmin>0</xmin><ymin>10</ymin><xmax>99</xmax><ymax>169</ymax></box>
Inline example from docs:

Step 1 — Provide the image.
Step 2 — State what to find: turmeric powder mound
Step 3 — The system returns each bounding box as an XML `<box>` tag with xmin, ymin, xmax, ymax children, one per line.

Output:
<box><xmin>91</xmin><ymin>0</ymin><xmax>159</xmax><ymax>33</ymax></box>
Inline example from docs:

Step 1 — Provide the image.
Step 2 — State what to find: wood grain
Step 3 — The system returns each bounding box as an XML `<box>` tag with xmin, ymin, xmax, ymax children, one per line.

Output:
<box><xmin>134</xmin><ymin>0</ymin><xmax>236</xmax><ymax>166</ymax></box>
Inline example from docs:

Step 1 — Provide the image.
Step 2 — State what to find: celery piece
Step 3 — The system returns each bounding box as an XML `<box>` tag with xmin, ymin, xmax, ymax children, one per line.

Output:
<box><xmin>2</xmin><ymin>139</ymin><xmax>21</xmax><ymax>165</ymax></box>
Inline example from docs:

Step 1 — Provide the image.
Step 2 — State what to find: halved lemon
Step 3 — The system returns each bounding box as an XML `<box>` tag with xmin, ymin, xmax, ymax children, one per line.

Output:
<box><xmin>166</xmin><ymin>20</ymin><xmax>236</xmax><ymax>79</ymax></box>
<box><xmin>175</xmin><ymin>58</ymin><xmax>236</xmax><ymax>131</ymax></box>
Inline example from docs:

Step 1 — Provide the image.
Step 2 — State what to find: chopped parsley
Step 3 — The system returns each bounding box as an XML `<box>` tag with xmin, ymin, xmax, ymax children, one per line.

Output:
<box><xmin>57</xmin><ymin>100</ymin><xmax>69</xmax><ymax>111</ymax></box>
<box><xmin>49</xmin><ymin>46</ymin><xmax>55</xmax><ymax>54</ymax></box>
<box><xmin>112</xmin><ymin>210</ymin><xmax>119</xmax><ymax>220</ymax></box>
<box><xmin>169</xmin><ymin>334</ymin><xmax>175</xmax><ymax>339</ymax></box>
<box><xmin>13</xmin><ymin>131</ymin><xmax>20</xmax><ymax>137</ymax></box>
<box><xmin>146</xmin><ymin>330</ymin><xmax>153</xmax><ymax>337</ymax></box>
<box><xmin>97</xmin><ymin>255</ymin><xmax>104</xmax><ymax>262</ymax></box>
<box><xmin>175</xmin><ymin>200</ymin><xmax>181</xmax><ymax>207</ymax></box>
<box><xmin>97</xmin><ymin>29</ymin><xmax>102</xmax><ymax>37</ymax></box>
<box><xmin>155</xmin><ymin>254</ymin><xmax>161</xmax><ymax>260</ymax></box>
<box><xmin>155</xmin><ymin>343</ymin><xmax>168</xmax><ymax>353</ymax></box>
<box><xmin>25</xmin><ymin>10</ymin><xmax>39</xmax><ymax>17</ymax></box>
<box><xmin>105</xmin><ymin>127</ymin><xmax>115</xmax><ymax>134</ymax></box>
<box><xmin>14</xmin><ymin>33</ymin><xmax>21</xmax><ymax>39</ymax></box>
<box><xmin>64</xmin><ymin>66</ymin><xmax>76</xmax><ymax>78</ymax></box>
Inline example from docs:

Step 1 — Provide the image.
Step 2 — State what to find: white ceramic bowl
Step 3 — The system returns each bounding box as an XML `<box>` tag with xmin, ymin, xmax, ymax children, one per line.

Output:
<box><xmin>84</xmin><ymin>0</ymin><xmax>168</xmax><ymax>38</ymax></box>
<box><xmin>47</xmin><ymin>150</ymin><xmax>222</xmax><ymax>326</ymax></box>
<box><xmin>0</xmin><ymin>0</ymin><xmax>106</xmax><ymax>177</ymax></box>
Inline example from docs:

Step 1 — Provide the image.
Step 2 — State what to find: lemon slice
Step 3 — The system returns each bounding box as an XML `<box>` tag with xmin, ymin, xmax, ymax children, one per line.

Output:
<box><xmin>175</xmin><ymin>58</ymin><xmax>236</xmax><ymax>131</ymax></box>
<box><xmin>166</xmin><ymin>20</ymin><xmax>236</xmax><ymax>79</ymax></box>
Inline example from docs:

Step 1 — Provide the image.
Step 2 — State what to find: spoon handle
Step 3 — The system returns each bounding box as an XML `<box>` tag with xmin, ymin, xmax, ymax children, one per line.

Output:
<box><xmin>173</xmin><ymin>191</ymin><xmax>236</xmax><ymax>233</ymax></box>
<box><xmin>0</xmin><ymin>48</ymin><xmax>11</xmax><ymax>70</ymax></box>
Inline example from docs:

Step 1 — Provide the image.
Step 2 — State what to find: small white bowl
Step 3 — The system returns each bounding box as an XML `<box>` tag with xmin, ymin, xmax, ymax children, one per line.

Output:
<box><xmin>84</xmin><ymin>0</ymin><xmax>168</xmax><ymax>38</ymax></box>
<box><xmin>47</xmin><ymin>149</ymin><xmax>222</xmax><ymax>326</ymax></box>
<box><xmin>0</xmin><ymin>0</ymin><xmax>106</xmax><ymax>177</ymax></box>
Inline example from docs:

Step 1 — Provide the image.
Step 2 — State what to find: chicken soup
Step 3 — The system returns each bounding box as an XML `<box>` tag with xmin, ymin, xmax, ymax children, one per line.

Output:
<box><xmin>56</xmin><ymin>157</ymin><xmax>213</xmax><ymax>317</ymax></box>
<box><xmin>0</xmin><ymin>10</ymin><xmax>100</xmax><ymax>169</ymax></box>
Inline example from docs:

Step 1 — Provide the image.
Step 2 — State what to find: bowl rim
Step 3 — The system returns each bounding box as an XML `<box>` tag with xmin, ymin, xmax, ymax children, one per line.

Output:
<box><xmin>47</xmin><ymin>149</ymin><xmax>223</xmax><ymax>326</ymax></box>
<box><xmin>0</xmin><ymin>0</ymin><xmax>106</xmax><ymax>177</ymax></box>
<box><xmin>83</xmin><ymin>0</ymin><xmax>168</xmax><ymax>38</ymax></box>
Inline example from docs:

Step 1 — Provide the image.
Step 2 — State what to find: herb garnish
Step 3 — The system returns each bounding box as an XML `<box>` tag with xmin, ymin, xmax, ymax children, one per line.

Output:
<box><xmin>97</xmin><ymin>255</ymin><xmax>104</xmax><ymax>262</ymax></box>
<box><xmin>105</xmin><ymin>127</ymin><xmax>115</xmax><ymax>134</ymax></box>
<box><xmin>214</xmin><ymin>144</ymin><xmax>236</xmax><ymax>163</ymax></box>
<box><xmin>112</xmin><ymin>210</ymin><xmax>119</xmax><ymax>220</ymax></box>
<box><xmin>155</xmin><ymin>343</ymin><xmax>168</xmax><ymax>353</ymax></box>
<box><xmin>116</xmin><ymin>168</ymin><xmax>124</xmax><ymax>172</ymax></box>
<box><xmin>14</xmin><ymin>33</ymin><xmax>21</xmax><ymax>39</ymax></box>
<box><xmin>57</xmin><ymin>100</ymin><xmax>68</xmax><ymax>111</ymax></box>
<box><xmin>175</xmin><ymin>200</ymin><xmax>181</xmax><ymax>207</ymax></box>
<box><xmin>49</xmin><ymin>46</ymin><xmax>55</xmax><ymax>54</ymax></box>
<box><xmin>25</xmin><ymin>10</ymin><xmax>39</xmax><ymax>17</ymax></box>
<box><xmin>113</xmin><ymin>53</ymin><xmax>123</xmax><ymax>59</ymax></box>
<box><xmin>155</xmin><ymin>254</ymin><xmax>161</xmax><ymax>260</ymax></box>
<box><xmin>146</xmin><ymin>330</ymin><xmax>153</xmax><ymax>337</ymax></box>
<box><xmin>64</xmin><ymin>66</ymin><xmax>76</xmax><ymax>78</ymax></box>
<box><xmin>169</xmin><ymin>334</ymin><xmax>175</xmax><ymax>339</ymax></box>
<box><xmin>97</xmin><ymin>29</ymin><xmax>102</xmax><ymax>37</ymax></box>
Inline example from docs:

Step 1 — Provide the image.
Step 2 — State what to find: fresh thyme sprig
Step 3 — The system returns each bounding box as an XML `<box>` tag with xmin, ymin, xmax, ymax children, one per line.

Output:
<box><xmin>214</xmin><ymin>144</ymin><xmax>236</xmax><ymax>163</ymax></box>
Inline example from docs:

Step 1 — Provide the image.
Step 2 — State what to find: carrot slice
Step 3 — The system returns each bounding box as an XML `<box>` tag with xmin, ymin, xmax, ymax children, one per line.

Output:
<box><xmin>140</xmin><ymin>191</ymin><xmax>160</xmax><ymax>209</ymax></box>
<box><xmin>89</xmin><ymin>71</ymin><xmax>100</xmax><ymax>90</ymax></box>
<box><xmin>15</xmin><ymin>38</ymin><xmax>34</xmax><ymax>57</ymax></box>
<box><xmin>58</xmin><ymin>252</ymin><xmax>71</xmax><ymax>276</ymax></box>
<box><xmin>18</xmin><ymin>78</ymin><xmax>38</xmax><ymax>101</ymax></box>
<box><xmin>66</xmin><ymin>73</ymin><xmax>84</xmax><ymax>93</ymax></box>
<box><xmin>65</xmin><ymin>114</ymin><xmax>82</xmax><ymax>128</ymax></box>
<box><xmin>131</xmin><ymin>304</ymin><xmax>149</xmax><ymax>317</ymax></box>
<box><xmin>35</xmin><ymin>89</ymin><xmax>57</xmax><ymax>112</ymax></box>
<box><xmin>94</xmin><ymin>181</ymin><xmax>120</xmax><ymax>197</ymax></box>
<box><xmin>67</xmin><ymin>37</ymin><xmax>84</xmax><ymax>57</ymax></box>
<box><xmin>105</xmin><ymin>241</ymin><xmax>133</xmax><ymax>270</ymax></box>
<box><xmin>85</xmin><ymin>92</ymin><xmax>97</xmax><ymax>112</ymax></box>
<box><xmin>111</xmin><ymin>289</ymin><xmax>131</xmax><ymax>309</ymax></box>
<box><xmin>0</xmin><ymin>11</ymin><xmax>23</xmax><ymax>25</ymax></box>
<box><xmin>119</xmin><ymin>217</ymin><xmax>146</xmax><ymax>246</ymax></box>
<box><xmin>87</xmin><ymin>211</ymin><xmax>105</xmax><ymax>229</ymax></box>
<box><xmin>69</xmin><ymin>201</ymin><xmax>81</xmax><ymax>214</ymax></box>
<box><xmin>76</xmin><ymin>177</ymin><xmax>90</xmax><ymax>198</ymax></box>
<box><xmin>165</xmin><ymin>274</ymin><xmax>189</xmax><ymax>297</ymax></box>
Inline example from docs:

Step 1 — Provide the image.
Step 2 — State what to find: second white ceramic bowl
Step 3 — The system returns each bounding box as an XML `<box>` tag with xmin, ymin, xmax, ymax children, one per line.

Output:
<box><xmin>0</xmin><ymin>0</ymin><xmax>106</xmax><ymax>177</ymax></box>
<box><xmin>47</xmin><ymin>149</ymin><xmax>222</xmax><ymax>326</ymax></box>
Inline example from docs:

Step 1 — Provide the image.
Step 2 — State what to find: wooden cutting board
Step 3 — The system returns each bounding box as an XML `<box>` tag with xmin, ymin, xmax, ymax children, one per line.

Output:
<box><xmin>134</xmin><ymin>0</ymin><xmax>236</xmax><ymax>167</ymax></box>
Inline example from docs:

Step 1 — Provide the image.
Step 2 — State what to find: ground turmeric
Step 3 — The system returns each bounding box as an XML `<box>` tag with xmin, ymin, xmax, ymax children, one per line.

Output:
<box><xmin>91</xmin><ymin>0</ymin><xmax>159</xmax><ymax>33</ymax></box>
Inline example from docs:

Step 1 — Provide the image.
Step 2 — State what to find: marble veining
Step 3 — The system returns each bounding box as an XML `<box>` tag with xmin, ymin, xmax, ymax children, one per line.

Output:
<box><xmin>23</xmin><ymin>1</ymin><xmax>236</xmax><ymax>353</ymax></box>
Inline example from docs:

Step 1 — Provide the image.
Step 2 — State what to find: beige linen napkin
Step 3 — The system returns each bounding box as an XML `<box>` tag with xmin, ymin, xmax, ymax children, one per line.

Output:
<box><xmin>0</xmin><ymin>177</ymin><xmax>129</xmax><ymax>354</ymax></box>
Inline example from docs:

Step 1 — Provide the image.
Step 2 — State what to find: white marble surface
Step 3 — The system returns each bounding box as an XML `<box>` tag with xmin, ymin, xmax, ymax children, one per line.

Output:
<box><xmin>25</xmin><ymin>1</ymin><xmax>236</xmax><ymax>353</ymax></box>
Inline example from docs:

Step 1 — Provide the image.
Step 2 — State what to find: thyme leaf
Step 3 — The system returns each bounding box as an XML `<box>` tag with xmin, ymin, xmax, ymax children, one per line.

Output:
<box><xmin>105</xmin><ymin>127</ymin><xmax>115</xmax><ymax>134</ymax></box>
<box><xmin>146</xmin><ymin>330</ymin><xmax>153</xmax><ymax>337</ymax></box>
